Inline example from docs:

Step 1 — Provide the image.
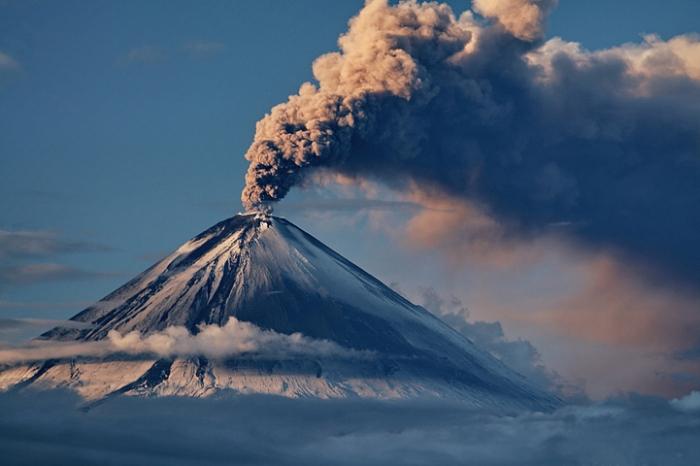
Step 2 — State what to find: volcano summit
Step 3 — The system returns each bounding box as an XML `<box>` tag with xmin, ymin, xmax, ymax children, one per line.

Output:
<box><xmin>0</xmin><ymin>214</ymin><xmax>556</xmax><ymax>410</ymax></box>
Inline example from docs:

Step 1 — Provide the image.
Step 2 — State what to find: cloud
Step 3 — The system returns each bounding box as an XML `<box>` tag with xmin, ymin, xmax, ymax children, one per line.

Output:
<box><xmin>0</xmin><ymin>390</ymin><xmax>699</xmax><ymax>465</ymax></box>
<box><xmin>408</xmin><ymin>286</ymin><xmax>581</xmax><ymax>399</ymax></box>
<box><xmin>0</xmin><ymin>318</ymin><xmax>89</xmax><ymax>332</ymax></box>
<box><xmin>524</xmin><ymin>256</ymin><xmax>700</xmax><ymax>350</ymax></box>
<box><xmin>0</xmin><ymin>230</ymin><xmax>115</xmax><ymax>287</ymax></box>
<box><xmin>0</xmin><ymin>51</ymin><xmax>19</xmax><ymax>71</ymax></box>
<box><xmin>236</xmin><ymin>0</ymin><xmax>700</xmax><ymax>398</ymax></box>
<box><xmin>0</xmin><ymin>318</ymin><xmax>370</xmax><ymax>365</ymax></box>
<box><xmin>277</xmin><ymin>197</ymin><xmax>423</xmax><ymax>214</ymax></box>
<box><xmin>0</xmin><ymin>263</ymin><xmax>114</xmax><ymax>287</ymax></box>
<box><xmin>0</xmin><ymin>229</ymin><xmax>111</xmax><ymax>260</ymax></box>
<box><xmin>671</xmin><ymin>390</ymin><xmax>700</xmax><ymax>412</ymax></box>
<box><xmin>122</xmin><ymin>45</ymin><xmax>167</xmax><ymax>65</ymax></box>
<box><xmin>400</xmin><ymin>190</ymin><xmax>553</xmax><ymax>268</ymax></box>
<box><xmin>183</xmin><ymin>40</ymin><xmax>225</xmax><ymax>58</ymax></box>
<box><xmin>121</xmin><ymin>41</ymin><xmax>225</xmax><ymax>65</ymax></box>
<box><xmin>498</xmin><ymin>253</ymin><xmax>700</xmax><ymax>398</ymax></box>
<box><xmin>0</xmin><ymin>319</ymin><xmax>91</xmax><ymax>346</ymax></box>
<box><xmin>0</xmin><ymin>300</ymin><xmax>93</xmax><ymax>311</ymax></box>
<box><xmin>239</xmin><ymin>0</ymin><xmax>700</xmax><ymax>291</ymax></box>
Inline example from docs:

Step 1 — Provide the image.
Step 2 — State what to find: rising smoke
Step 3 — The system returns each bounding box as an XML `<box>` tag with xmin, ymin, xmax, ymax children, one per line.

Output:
<box><xmin>241</xmin><ymin>0</ymin><xmax>700</xmax><ymax>286</ymax></box>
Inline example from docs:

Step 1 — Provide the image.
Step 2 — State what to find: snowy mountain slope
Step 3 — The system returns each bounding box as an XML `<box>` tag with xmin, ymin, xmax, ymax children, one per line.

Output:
<box><xmin>1</xmin><ymin>213</ymin><xmax>558</xmax><ymax>410</ymax></box>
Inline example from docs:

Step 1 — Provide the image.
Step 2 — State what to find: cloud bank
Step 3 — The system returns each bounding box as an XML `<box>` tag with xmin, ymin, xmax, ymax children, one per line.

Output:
<box><xmin>0</xmin><ymin>318</ymin><xmax>368</xmax><ymax>365</ymax></box>
<box><xmin>1</xmin><ymin>390</ymin><xmax>699</xmax><ymax>466</ymax></box>
<box><xmin>241</xmin><ymin>0</ymin><xmax>700</xmax><ymax>288</ymax></box>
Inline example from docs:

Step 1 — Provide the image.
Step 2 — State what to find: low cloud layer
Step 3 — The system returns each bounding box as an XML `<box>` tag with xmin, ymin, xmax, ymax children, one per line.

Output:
<box><xmin>1</xmin><ymin>390</ymin><xmax>699</xmax><ymax>466</ymax></box>
<box><xmin>0</xmin><ymin>318</ymin><xmax>368</xmax><ymax>365</ymax></box>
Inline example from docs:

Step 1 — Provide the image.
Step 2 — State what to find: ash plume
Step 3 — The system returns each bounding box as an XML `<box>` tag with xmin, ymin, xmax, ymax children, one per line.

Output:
<box><xmin>241</xmin><ymin>0</ymin><xmax>700</xmax><ymax>285</ymax></box>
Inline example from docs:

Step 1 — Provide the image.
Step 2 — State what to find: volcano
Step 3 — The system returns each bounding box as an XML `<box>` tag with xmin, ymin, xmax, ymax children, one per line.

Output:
<box><xmin>0</xmin><ymin>213</ymin><xmax>557</xmax><ymax>409</ymax></box>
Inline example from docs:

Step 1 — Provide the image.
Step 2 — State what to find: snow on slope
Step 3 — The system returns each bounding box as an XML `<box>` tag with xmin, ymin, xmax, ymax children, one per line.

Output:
<box><xmin>0</xmin><ymin>213</ymin><xmax>558</xmax><ymax>410</ymax></box>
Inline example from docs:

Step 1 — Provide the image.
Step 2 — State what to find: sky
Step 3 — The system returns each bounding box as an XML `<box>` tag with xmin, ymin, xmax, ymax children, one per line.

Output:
<box><xmin>1</xmin><ymin>0</ymin><xmax>700</xmax><ymax>400</ymax></box>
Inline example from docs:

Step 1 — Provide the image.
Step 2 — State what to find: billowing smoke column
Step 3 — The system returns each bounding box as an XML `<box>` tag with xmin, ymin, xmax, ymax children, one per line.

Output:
<box><xmin>241</xmin><ymin>0</ymin><xmax>474</xmax><ymax>211</ymax></box>
<box><xmin>242</xmin><ymin>0</ymin><xmax>700</xmax><ymax>286</ymax></box>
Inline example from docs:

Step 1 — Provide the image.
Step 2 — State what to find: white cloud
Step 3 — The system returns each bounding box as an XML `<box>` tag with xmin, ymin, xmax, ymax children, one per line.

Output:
<box><xmin>0</xmin><ymin>318</ymin><xmax>370</xmax><ymax>364</ymax></box>
<box><xmin>671</xmin><ymin>390</ymin><xmax>700</xmax><ymax>412</ymax></box>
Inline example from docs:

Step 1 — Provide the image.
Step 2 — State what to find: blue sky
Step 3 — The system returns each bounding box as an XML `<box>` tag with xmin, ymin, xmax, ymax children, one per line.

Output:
<box><xmin>1</xmin><ymin>0</ymin><xmax>699</xmax><ymax>398</ymax></box>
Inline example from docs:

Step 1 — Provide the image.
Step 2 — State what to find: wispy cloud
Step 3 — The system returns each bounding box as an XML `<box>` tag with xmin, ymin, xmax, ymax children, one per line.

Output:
<box><xmin>122</xmin><ymin>45</ymin><xmax>167</xmax><ymax>65</ymax></box>
<box><xmin>0</xmin><ymin>300</ymin><xmax>92</xmax><ymax>311</ymax></box>
<box><xmin>0</xmin><ymin>318</ymin><xmax>91</xmax><ymax>345</ymax></box>
<box><xmin>0</xmin><ymin>230</ymin><xmax>114</xmax><ymax>287</ymax></box>
<box><xmin>121</xmin><ymin>40</ymin><xmax>225</xmax><ymax>65</ymax></box>
<box><xmin>0</xmin><ymin>318</ymin><xmax>89</xmax><ymax>331</ymax></box>
<box><xmin>0</xmin><ymin>229</ymin><xmax>111</xmax><ymax>260</ymax></box>
<box><xmin>183</xmin><ymin>40</ymin><xmax>225</xmax><ymax>58</ymax></box>
<box><xmin>0</xmin><ymin>51</ymin><xmax>19</xmax><ymax>71</ymax></box>
<box><xmin>0</xmin><ymin>263</ymin><xmax>114</xmax><ymax>286</ymax></box>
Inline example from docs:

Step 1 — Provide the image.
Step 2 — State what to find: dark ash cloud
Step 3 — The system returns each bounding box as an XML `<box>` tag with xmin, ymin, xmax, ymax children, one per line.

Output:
<box><xmin>240</xmin><ymin>0</ymin><xmax>700</xmax><ymax>288</ymax></box>
<box><xmin>1</xmin><ymin>390</ymin><xmax>699</xmax><ymax>466</ymax></box>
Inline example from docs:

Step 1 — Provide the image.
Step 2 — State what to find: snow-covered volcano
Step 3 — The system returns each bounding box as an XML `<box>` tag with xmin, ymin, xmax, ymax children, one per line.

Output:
<box><xmin>0</xmin><ymin>213</ymin><xmax>557</xmax><ymax>410</ymax></box>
